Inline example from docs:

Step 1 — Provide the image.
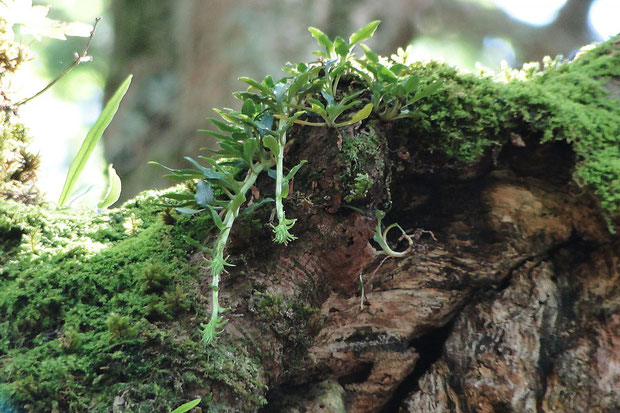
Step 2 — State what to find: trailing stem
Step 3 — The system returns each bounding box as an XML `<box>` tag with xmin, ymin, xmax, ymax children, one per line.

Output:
<box><xmin>201</xmin><ymin>166</ymin><xmax>265</xmax><ymax>344</ymax></box>
<box><xmin>272</xmin><ymin>120</ymin><xmax>297</xmax><ymax>244</ymax></box>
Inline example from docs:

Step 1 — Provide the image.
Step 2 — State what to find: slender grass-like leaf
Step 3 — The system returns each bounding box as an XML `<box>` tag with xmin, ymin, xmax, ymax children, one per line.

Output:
<box><xmin>97</xmin><ymin>163</ymin><xmax>122</xmax><ymax>209</ymax></box>
<box><xmin>58</xmin><ymin>74</ymin><xmax>132</xmax><ymax>207</ymax></box>
<box><xmin>171</xmin><ymin>398</ymin><xmax>201</xmax><ymax>413</ymax></box>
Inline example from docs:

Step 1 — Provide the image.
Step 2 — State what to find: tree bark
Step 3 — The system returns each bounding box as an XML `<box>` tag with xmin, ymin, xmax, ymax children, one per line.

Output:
<box><xmin>2</xmin><ymin>36</ymin><xmax>619</xmax><ymax>413</ymax></box>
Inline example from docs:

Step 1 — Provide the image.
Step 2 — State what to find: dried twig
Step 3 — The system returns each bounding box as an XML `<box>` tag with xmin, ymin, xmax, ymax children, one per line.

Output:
<box><xmin>15</xmin><ymin>17</ymin><xmax>101</xmax><ymax>107</ymax></box>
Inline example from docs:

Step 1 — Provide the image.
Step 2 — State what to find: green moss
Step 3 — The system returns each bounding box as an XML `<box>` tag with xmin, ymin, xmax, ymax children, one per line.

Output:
<box><xmin>398</xmin><ymin>38</ymin><xmax>620</xmax><ymax>216</ymax></box>
<box><xmin>0</xmin><ymin>188</ymin><xmax>268</xmax><ymax>411</ymax></box>
<box><xmin>339</xmin><ymin>127</ymin><xmax>385</xmax><ymax>204</ymax></box>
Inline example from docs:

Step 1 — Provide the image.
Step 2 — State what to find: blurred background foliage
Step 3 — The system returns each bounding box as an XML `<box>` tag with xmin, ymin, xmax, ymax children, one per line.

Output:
<box><xmin>19</xmin><ymin>0</ymin><xmax>620</xmax><ymax>203</ymax></box>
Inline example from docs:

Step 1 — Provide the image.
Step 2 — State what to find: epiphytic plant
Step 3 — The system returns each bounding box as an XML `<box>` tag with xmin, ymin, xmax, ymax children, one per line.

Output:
<box><xmin>154</xmin><ymin>20</ymin><xmax>440</xmax><ymax>345</ymax></box>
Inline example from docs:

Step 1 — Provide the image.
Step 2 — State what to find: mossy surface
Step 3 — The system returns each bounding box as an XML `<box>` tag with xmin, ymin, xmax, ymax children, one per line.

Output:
<box><xmin>1</xmin><ymin>29</ymin><xmax>619</xmax><ymax>413</ymax></box>
<box><xmin>0</xmin><ymin>188</ymin><xmax>267</xmax><ymax>412</ymax></box>
<box><xmin>395</xmin><ymin>38</ymin><xmax>620</xmax><ymax>216</ymax></box>
<box><xmin>339</xmin><ymin>127</ymin><xmax>383</xmax><ymax>204</ymax></box>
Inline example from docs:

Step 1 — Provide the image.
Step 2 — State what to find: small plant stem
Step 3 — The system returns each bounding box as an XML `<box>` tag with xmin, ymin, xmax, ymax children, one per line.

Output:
<box><xmin>204</xmin><ymin>164</ymin><xmax>265</xmax><ymax>341</ymax></box>
<box><xmin>274</xmin><ymin>122</ymin><xmax>286</xmax><ymax>226</ymax></box>
<box><xmin>15</xmin><ymin>17</ymin><xmax>101</xmax><ymax>107</ymax></box>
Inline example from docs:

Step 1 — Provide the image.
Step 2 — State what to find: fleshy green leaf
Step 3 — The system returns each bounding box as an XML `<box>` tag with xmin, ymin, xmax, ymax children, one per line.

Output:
<box><xmin>194</xmin><ymin>181</ymin><xmax>214</xmax><ymax>207</ymax></box>
<box><xmin>58</xmin><ymin>74</ymin><xmax>132</xmax><ymax>207</ymax></box>
<box><xmin>241</xmin><ymin>197</ymin><xmax>274</xmax><ymax>216</ymax></box>
<box><xmin>205</xmin><ymin>205</ymin><xmax>225</xmax><ymax>230</ymax></box>
<box><xmin>208</xmin><ymin>117</ymin><xmax>239</xmax><ymax>133</ymax></box>
<box><xmin>262</xmin><ymin>136</ymin><xmax>279</xmax><ymax>156</ymax></box>
<box><xmin>239</xmin><ymin>76</ymin><xmax>273</xmax><ymax>96</ymax></box>
<box><xmin>97</xmin><ymin>164</ymin><xmax>122</xmax><ymax>209</ymax></box>
<box><xmin>336</xmin><ymin>103</ymin><xmax>373</xmax><ymax>126</ymax></box>
<box><xmin>377</xmin><ymin>64</ymin><xmax>398</xmax><ymax>82</ymax></box>
<box><xmin>360</xmin><ymin>44</ymin><xmax>379</xmax><ymax>63</ymax></box>
<box><xmin>308</xmin><ymin>27</ymin><xmax>333</xmax><ymax>54</ymax></box>
<box><xmin>242</xmin><ymin>139</ymin><xmax>258</xmax><ymax>164</ymax></box>
<box><xmin>184</xmin><ymin>157</ymin><xmax>222</xmax><ymax>180</ymax></box>
<box><xmin>403</xmin><ymin>75</ymin><xmax>420</xmax><ymax>94</ymax></box>
<box><xmin>333</xmin><ymin>36</ymin><xmax>349</xmax><ymax>57</ymax></box>
<box><xmin>284</xmin><ymin>160</ymin><xmax>307</xmax><ymax>181</ymax></box>
<box><xmin>241</xmin><ymin>98</ymin><xmax>256</xmax><ymax>116</ymax></box>
<box><xmin>349</xmin><ymin>20</ymin><xmax>381</xmax><ymax>45</ymax></box>
<box><xmin>176</xmin><ymin>207</ymin><xmax>205</xmax><ymax>215</ymax></box>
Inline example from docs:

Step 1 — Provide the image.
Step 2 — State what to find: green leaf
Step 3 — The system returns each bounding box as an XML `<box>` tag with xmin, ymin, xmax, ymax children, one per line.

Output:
<box><xmin>263</xmin><ymin>75</ymin><xmax>275</xmax><ymax>88</ymax></box>
<box><xmin>262</xmin><ymin>136</ymin><xmax>279</xmax><ymax>156</ymax></box>
<box><xmin>281</xmin><ymin>181</ymin><xmax>290</xmax><ymax>199</ymax></box>
<box><xmin>390</xmin><ymin>63</ymin><xmax>407</xmax><ymax>75</ymax></box>
<box><xmin>194</xmin><ymin>181</ymin><xmax>214</xmax><ymax>207</ymax></box>
<box><xmin>208</xmin><ymin>117</ymin><xmax>239</xmax><ymax>133</ymax></box>
<box><xmin>403</xmin><ymin>75</ymin><xmax>420</xmax><ymax>94</ymax></box>
<box><xmin>239</xmin><ymin>77</ymin><xmax>273</xmax><ymax>96</ymax></box>
<box><xmin>205</xmin><ymin>205</ymin><xmax>225</xmax><ymax>230</ymax></box>
<box><xmin>241</xmin><ymin>197</ymin><xmax>274</xmax><ymax>216</ymax></box>
<box><xmin>58</xmin><ymin>74</ymin><xmax>132</xmax><ymax>207</ymax></box>
<box><xmin>241</xmin><ymin>98</ymin><xmax>256</xmax><ymax>116</ymax></box>
<box><xmin>199</xmin><ymin>129</ymin><xmax>235</xmax><ymax>142</ymax></box>
<box><xmin>336</xmin><ymin>103</ymin><xmax>373</xmax><ymax>126</ymax></box>
<box><xmin>308</xmin><ymin>27</ymin><xmax>333</xmax><ymax>54</ymax></box>
<box><xmin>97</xmin><ymin>164</ymin><xmax>122</xmax><ymax>209</ymax></box>
<box><xmin>377</xmin><ymin>64</ymin><xmax>398</xmax><ymax>82</ymax></box>
<box><xmin>288</xmin><ymin>72</ymin><xmax>310</xmax><ymax>99</ymax></box>
<box><xmin>242</xmin><ymin>139</ymin><xmax>258</xmax><ymax>164</ymax></box>
<box><xmin>333</xmin><ymin>36</ymin><xmax>350</xmax><ymax>57</ymax></box>
<box><xmin>171</xmin><ymin>398</ymin><xmax>201</xmax><ymax>413</ymax></box>
<box><xmin>349</xmin><ymin>20</ymin><xmax>380</xmax><ymax>45</ymax></box>
<box><xmin>284</xmin><ymin>160</ymin><xmax>307</xmax><ymax>181</ymax></box>
<box><xmin>176</xmin><ymin>207</ymin><xmax>205</xmax><ymax>215</ymax></box>
<box><xmin>360</xmin><ymin>44</ymin><xmax>379</xmax><ymax>63</ymax></box>
<box><xmin>184</xmin><ymin>157</ymin><xmax>222</xmax><ymax>180</ymax></box>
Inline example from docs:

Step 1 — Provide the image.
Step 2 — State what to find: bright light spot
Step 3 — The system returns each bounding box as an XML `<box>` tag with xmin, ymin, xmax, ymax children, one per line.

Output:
<box><xmin>20</xmin><ymin>92</ymin><xmax>106</xmax><ymax>204</ymax></box>
<box><xmin>481</xmin><ymin>37</ymin><xmax>516</xmax><ymax>69</ymax></box>
<box><xmin>408</xmin><ymin>37</ymin><xmax>479</xmax><ymax>72</ymax></box>
<box><xmin>589</xmin><ymin>0</ymin><xmax>620</xmax><ymax>40</ymax></box>
<box><xmin>494</xmin><ymin>0</ymin><xmax>566</xmax><ymax>26</ymax></box>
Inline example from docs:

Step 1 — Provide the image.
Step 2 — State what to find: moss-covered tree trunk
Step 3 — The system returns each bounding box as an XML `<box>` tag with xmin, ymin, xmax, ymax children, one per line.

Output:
<box><xmin>2</xmin><ymin>36</ymin><xmax>619</xmax><ymax>412</ymax></box>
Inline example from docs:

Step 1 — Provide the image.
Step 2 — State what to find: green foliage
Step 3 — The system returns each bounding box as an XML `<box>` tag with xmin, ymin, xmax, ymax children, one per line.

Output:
<box><xmin>58</xmin><ymin>74</ymin><xmax>132</xmax><ymax>207</ymax></box>
<box><xmin>153</xmin><ymin>21</ymin><xmax>447</xmax><ymax>344</ymax></box>
<box><xmin>357</xmin><ymin>45</ymin><xmax>442</xmax><ymax>120</ymax></box>
<box><xmin>171</xmin><ymin>398</ymin><xmax>202</xmax><ymax>413</ymax></box>
<box><xmin>97</xmin><ymin>163</ymin><xmax>122</xmax><ymax>209</ymax></box>
<box><xmin>344</xmin><ymin>173</ymin><xmax>374</xmax><ymax>203</ymax></box>
<box><xmin>0</xmin><ymin>191</ymin><xmax>268</xmax><ymax>411</ymax></box>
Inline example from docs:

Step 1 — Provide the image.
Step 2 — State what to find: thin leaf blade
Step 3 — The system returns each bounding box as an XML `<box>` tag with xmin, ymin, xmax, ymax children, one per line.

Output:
<box><xmin>58</xmin><ymin>74</ymin><xmax>132</xmax><ymax>207</ymax></box>
<box><xmin>171</xmin><ymin>398</ymin><xmax>201</xmax><ymax>413</ymax></box>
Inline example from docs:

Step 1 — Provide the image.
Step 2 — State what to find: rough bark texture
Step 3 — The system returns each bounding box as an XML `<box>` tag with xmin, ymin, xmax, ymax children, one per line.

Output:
<box><xmin>1</xmin><ymin>35</ymin><xmax>619</xmax><ymax>412</ymax></box>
